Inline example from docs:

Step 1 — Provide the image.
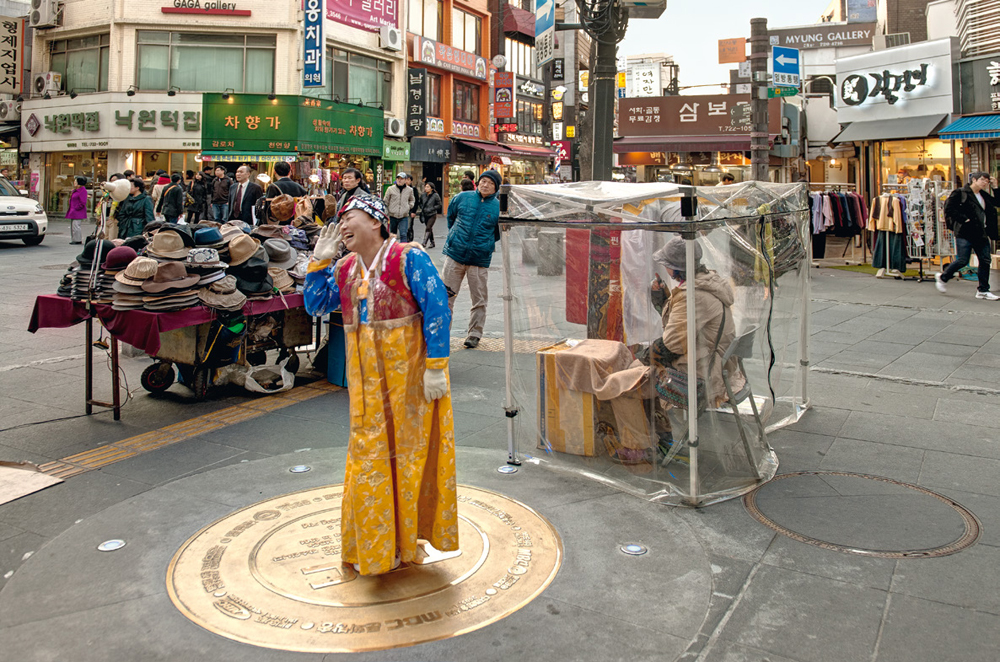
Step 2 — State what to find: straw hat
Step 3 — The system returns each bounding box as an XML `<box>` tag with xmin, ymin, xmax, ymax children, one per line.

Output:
<box><xmin>219</xmin><ymin>224</ymin><xmax>244</xmax><ymax>243</ymax></box>
<box><xmin>141</xmin><ymin>261</ymin><xmax>201</xmax><ymax>293</ymax></box>
<box><xmin>147</xmin><ymin>230</ymin><xmax>191</xmax><ymax>260</ymax></box>
<box><xmin>227</xmin><ymin>234</ymin><xmax>260</xmax><ymax>266</ymax></box>
<box><xmin>268</xmin><ymin>267</ymin><xmax>295</xmax><ymax>293</ymax></box>
<box><xmin>115</xmin><ymin>256</ymin><xmax>159</xmax><ymax>285</ymax></box>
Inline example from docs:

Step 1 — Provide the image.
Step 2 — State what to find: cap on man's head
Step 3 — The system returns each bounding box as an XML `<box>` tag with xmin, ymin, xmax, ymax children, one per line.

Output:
<box><xmin>396</xmin><ymin>172</ymin><xmax>408</xmax><ymax>179</ymax></box>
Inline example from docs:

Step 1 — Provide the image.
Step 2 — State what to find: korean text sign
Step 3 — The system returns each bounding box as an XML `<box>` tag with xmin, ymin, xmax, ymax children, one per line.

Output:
<box><xmin>406</xmin><ymin>67</ymin><xmax>428</xmax><ymax>137</ymax></box>
<box><xmin>617</xmin><ymin>94</ymin><xmax>780</xmax><ymax>137</ymax></box>
<box><xmin>494</xmin><ymin>72</ymin><xmax>514</xmax><ymax>119</ymax></box>
<box><xmin>303</xmin><ymin>0</ymin><xmax>324</xmax><ymax>88</ymax></box>
<box><xmin>326</xmin><ymin>0</ymin><xmax>397</xmax><ymax>33</ymax></box>
<box><xmin>0</xmin><ymin>17</ymin><xmax>24</xmax><ymax>95</ymax></box>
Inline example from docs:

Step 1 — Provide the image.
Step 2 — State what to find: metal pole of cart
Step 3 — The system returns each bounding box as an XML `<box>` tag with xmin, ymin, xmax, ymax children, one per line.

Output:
<box><xmin>800</xmin><ymin>213</ymin><xmax>812</xmax><ymax>412</ymax></box>
<box><xmin>685</xmin><ymin>234</ymin><xmax>700</xmax><ymax>504</ymax></box>
<box><xmin>501</xmin><ymin>225</ymin><xmax>520</xmax><ymax>466</ymax></box>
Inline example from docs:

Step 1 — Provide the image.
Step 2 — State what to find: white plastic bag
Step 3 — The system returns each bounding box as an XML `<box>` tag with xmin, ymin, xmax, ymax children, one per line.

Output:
<box><xmin>242</xmin><ymin>357</ymin><xmax>295</xmax><ymax>394</ymax></box>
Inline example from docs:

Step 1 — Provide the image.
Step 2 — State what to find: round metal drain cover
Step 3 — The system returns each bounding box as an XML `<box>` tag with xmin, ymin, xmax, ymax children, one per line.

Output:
<box><xmin>744</xmin><ymin>472</ymin><xmax>980</xmax><ymax>559</ymax></box>
<box><xmin>167</xmin><ymin>484</ymin><xmax>562</xmax><ymax>653</ymax></box>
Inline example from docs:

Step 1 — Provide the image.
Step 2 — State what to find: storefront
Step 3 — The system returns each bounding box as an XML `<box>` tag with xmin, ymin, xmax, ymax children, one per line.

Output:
<box><xmin>937</xmin><ymin>52</ymin><xmax>1000</xmax><ymax>177</ymax></box>
<box><xmin>614</xmin><ymin>94</ymin><xmax>784</xmax><ymax>185</ymax></box>
<box><xmin>201</xmin><ymin>93</ymin><xmax>383</xmax><ymax>192</ymax></box>
<box><xmin>497</xmin><ymin>132</ymin><xmax>553</xmax><ymax>184</ymax></box>
<box><xmin>832</xmin><ymin>37</ymin><xmax>962</xmax><ymax>196</ymax></box>
<box><xmin>408</xmin><ymin>136</ymin><xmax>452</xmax><ymax>202</ymax></box>
<box><xmin>19</xmin><ymin>92</ymin><xmax>203</xmax><ymax>214</ymax></box>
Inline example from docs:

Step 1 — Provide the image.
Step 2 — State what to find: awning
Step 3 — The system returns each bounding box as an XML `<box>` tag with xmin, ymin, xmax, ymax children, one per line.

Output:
<box><xmin>831</xmin><ymin>114</ymin><xmax>949</xmax><ymax>143</ymax></box>
<box><xmin>938</xmin><ymin>115</ymin><xmax>1000</xmax><ymax>141</ymax></box>
<box><xmin>503</xmin><ymin>5</ymin><xmax>535</xmax><ymax>37</ymax></box>
<box><xmin>200</xmin><ymin>151</ymin><xmax>298</xmax><ymax>162</ymax></box>
<box><xmin>454</xmin><ymin>138</ymin><xmax>510</xmax><ymax>157</ymax></box>
<box><xmin>504</xmin><ymin>144</ymin><xmax>556</xmax><ymax>159</ymax></box>
<box><xmin>612</xmin><ymin>135</ymin><xmax>775</xmax><ymax>153</ymax></box>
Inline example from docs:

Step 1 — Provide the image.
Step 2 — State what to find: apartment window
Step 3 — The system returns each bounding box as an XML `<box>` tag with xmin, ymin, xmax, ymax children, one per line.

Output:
<box><xmin>427</xmin><ymin>72</ymin><xmax>442</xmax><ymax>116</ymax></box>
<box><xmin>409</xmin><ymin>0</ymin><xmax>443</xmax><ymax>41</ymax></box>
<box><xmin>505</xmin><ymin>38</ymin><xmax>536</xmax><ymax>77</ymax></box>
<box><xmin>454</xmin><ymin>80</ymin><xmax>479</xmax><ymax>122</ymax></box>
<box><xmin>136</xmin><ymin>32</ymin><xmax>275</xmax><ymax>93</ymax></box>
<box><xmin>50</xmin><ymin>35</ymin><xmax>110</xmax><ymax>93</ymax></box>
<box><xmin>301</xmin><ymin>49</ymin><xmax>393</xmax><ymax>111</ymax></box>
<box><xmin>451</xmin><ymin>8</ymin><xmax>481</xmax><ymax>54</ymax></box>
<box><xmin>517</xmin><ymin>100</ymin><xmax>542</xmax><ymax>135</ymax></box>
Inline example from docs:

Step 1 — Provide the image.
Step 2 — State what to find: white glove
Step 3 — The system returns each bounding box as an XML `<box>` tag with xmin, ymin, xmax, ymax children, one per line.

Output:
<box><xmin>423</xmin><ymin>368</ymin><xmax>448</xmax><ymax>403</ymax></box>
<box><xmin>312</xmin><ymin>221</ymin><xmax>342</xmax><ymax>262</ymax></box>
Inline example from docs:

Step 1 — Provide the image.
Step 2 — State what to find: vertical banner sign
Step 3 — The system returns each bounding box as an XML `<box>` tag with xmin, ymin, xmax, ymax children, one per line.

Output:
<box><xmin>535</xmin><ymin>0</ymin><xmax>555</xmax><ymax>67</ymax></box>
<box><xmin>407</xmin><ymin>67</ymin><xmax>428</xmax><ymax>137</ymax></box>
<box><xmin>552</xmin><ymin>58</ymin><xmax>564</xmax><ymax>81</ymax></box>
<box><xmin>0</xmin><ymin>17</ymin><xmax>24</xmax><ymax>95</ymax></box>
<box><xmin>303</xmin><ymin>0</ymin><xmax>324</xmax><ymax>88</ymax></box>
<box><xmin>494</xmin><ymin>72</ymin><xmax>514</xmax><ymax>119</ymax></box>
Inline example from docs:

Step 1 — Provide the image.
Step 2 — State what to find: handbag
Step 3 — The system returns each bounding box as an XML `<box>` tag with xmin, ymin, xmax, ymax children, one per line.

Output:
<box><xmin>654</xmin><ymin>308</ymin><xmax>727</xmax><ymax>412</ymax></box>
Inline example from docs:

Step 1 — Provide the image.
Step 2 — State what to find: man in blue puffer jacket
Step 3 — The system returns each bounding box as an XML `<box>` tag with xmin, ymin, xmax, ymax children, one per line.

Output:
<box><xmin>442</xmin><ymin>169</ymin><xmax>502</xmax><ymax>348</ymax></box>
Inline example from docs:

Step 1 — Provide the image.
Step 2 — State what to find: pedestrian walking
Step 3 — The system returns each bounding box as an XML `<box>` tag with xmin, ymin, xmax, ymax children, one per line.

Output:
<box><xmin>406</xmin><ymin>173</ymin><xmax>420</xmax><ymax>241</ymax></box>
<box><xmin>66</xmin><ymin>176</ymin><xmax>89</xmax><ymax>244</ymax></box>
<box><xmin>418</xmin><ymin>182</ymin><xmax>442</xmax><ymax>247</ymax></box>
<box><xmin>186</xmin><ymin>170</ymin><xmax>208</xmax><ymax>224</ymax></box>
<box><xmin>383</xmin><ymin>172</ymin><xmax>415</xmax><ymax>242</ymax></box>
<box><xmin>936</xmin><ymin>171</ymin><xmax>999</xmax><ymax>300</ymax></box>
<box><xmin>442</xmin><ymin>169</ymin><xmax>502</xmax><ymax>348</ymax></box>
<box><xmin>115</xmin><ymin>177</ymin><xmax>155</xmax><ymax>239</ymax></box>
<box><xmin>211</xmin><ymin>166</ymin><xmax>232</xmax><ymax>223</ymax></box>
<box><xmin>303</xmin><ymin>192</ymin><xmax>458</xmax><ymax>576</ymax></box>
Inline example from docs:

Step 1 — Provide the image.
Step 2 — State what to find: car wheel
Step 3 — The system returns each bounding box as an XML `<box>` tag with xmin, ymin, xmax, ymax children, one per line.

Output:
<box><xmin>22</xmin><ymin>235</ymin><xmax>44</xmax><ymax>246</ymax></box>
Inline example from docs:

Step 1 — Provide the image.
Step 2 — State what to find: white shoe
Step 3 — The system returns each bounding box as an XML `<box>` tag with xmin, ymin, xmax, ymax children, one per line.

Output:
<box><xmin>975</xmin><ymin>291</ymin><xmax>1000</xmax><ymax>300</ymax></box>
<box><xmin>934</xmin><ymin>273</ymin><xmax>947</xmax><ymax>293</ymax></box>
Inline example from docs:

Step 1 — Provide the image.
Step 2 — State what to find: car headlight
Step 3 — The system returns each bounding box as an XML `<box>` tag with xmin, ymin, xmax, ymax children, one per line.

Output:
<box><xmin>33</xmin><ymin>204</ymin><xmax>43</xmax><ymax>214</ymax></box>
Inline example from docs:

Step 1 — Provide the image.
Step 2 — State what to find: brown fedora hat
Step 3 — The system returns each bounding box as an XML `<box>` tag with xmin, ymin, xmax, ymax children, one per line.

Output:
<box><xmin>141</xmin><ymin>261</ymin><xmax>201</xmax><ymax>293</ymax></box>
<box><xmin>147</xmin><ymin>230</ymin><xmax>191</xmax><ymax>259</ymax></box>
<box><xmin>227</xmin><ymin>234</ymin><xmax>260</xmax><ymax>266</ymax></box>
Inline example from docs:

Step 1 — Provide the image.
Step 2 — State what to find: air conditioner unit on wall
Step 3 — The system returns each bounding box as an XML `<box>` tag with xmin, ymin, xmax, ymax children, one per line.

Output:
<box><xmin>29</xmin><ymin>0</ymin><xmax>59</xmax><ymax>29</ymax></box>
<box><xmin>385</xmin><ymin>116</ymin><xmax>404</xmax><ymax>138</ymax></box>
<box><xmin>873</xmin><ymin>32</ymin><xmax>911</xmax><ymax>51</ymax></box>
<box><xmin>32</xmin><ymin>71</ymin><xmax>62</xmax><ymax>96</ymax></box>
<box><xmin>379</xmin><ymin>26</ymin><xmax>402</xmax><ymax>51</ymax></box>
<box><xmin>0</xmin><ymin>101</ymin><xmax>21</xmax><ymax>122</ymax></box>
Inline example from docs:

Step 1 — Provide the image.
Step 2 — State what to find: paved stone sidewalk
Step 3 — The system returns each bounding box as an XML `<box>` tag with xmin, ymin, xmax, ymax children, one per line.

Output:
<box><xmin>1</xmin><ymin>224</ymin><xmax>999</xmax><ymax>660</ymax></box>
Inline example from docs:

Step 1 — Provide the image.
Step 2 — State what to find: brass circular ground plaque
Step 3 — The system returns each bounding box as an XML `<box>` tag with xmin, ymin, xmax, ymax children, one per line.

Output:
<box><xmin>166</xmin><ymin>485</ymin><xmax>562</xmax><ymax>653</ymax></box>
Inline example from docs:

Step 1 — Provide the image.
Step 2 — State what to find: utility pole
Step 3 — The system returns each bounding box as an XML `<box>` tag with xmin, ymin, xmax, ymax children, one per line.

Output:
<box><xmin>589</xmin><ymin>22</ymin><xmax>620</xmax><ymax>181</ymax></box>
<box><xmin>749</xmin><ymin>17</ymin><xmax>769</xmax><ymax>182</ymax></box>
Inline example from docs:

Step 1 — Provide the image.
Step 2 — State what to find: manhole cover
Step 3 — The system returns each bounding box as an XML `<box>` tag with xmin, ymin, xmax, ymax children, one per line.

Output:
<box><xmin>744</xmin><ymin>471</ymin><xmax>980</xmax><ymax>558</ymax></box>
<box><xmin>166</xmin><ymin>484</ymin><xmax>561</xmax><ymax>653</ymax></box>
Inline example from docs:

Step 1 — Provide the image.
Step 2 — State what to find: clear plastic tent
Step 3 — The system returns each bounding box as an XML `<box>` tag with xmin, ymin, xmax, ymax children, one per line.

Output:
<box><xmin>497</xmin><ymin>181</ymin><xmax>810</xmax><ymax>506</ymax></box>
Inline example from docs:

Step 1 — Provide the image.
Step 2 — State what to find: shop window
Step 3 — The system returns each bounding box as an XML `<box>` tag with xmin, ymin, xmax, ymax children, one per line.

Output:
<box><xmin>451</xmin><ymin>8</ymin><xmax>481</xmax><ymax>54</ymax></box>
<box><xmin>427</xmin><ymin>72</ymin><xmax>442</xmax><ymax>116</ymax></box>
<box><xmin>516</xmin><ymin>101</ymin><xmax>542</xmax><ymax>135</ymax></box>
<box><xmin>50</xmin><ymin>34</ymin><xmax>110</xmax><ymax>93</ymax></box>
<box><xmin>505</xmin><ymin>38</ymin><xmax>536</xmax><ymax>78</ymax></box>
<box><xmin>409</xmin><ymin>0</ymin><xmax>443</xmax><ymax>41</ymax></box>
<box><xmin>454</xmin><ymin>80</ymin><xmax>479</xmax><ymax>122</ymax></box>
<box><xmin>136</xmin><ymin>32</ymin><xmax>275</xmax><ymax>94</ymax></box>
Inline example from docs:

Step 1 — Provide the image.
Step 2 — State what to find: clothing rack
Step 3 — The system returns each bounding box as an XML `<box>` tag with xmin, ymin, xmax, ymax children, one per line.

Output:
<box><xmin>808</xmin><ymin>183</ymin><xmax>863</xmax><ymax>265</ymax></box>
<box><xmin>873</xmin><ymin>181</ymin><xmax>955</xmax><ymax>282</ymax></box>
<box><xmin>874</xmin><ymin>184</ymin><xmax>917</xmax><ymax>280</ymax></box>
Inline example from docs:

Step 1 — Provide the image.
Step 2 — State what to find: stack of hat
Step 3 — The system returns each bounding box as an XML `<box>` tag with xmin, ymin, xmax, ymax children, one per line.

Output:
<box><xmin>217</xmin><ymin>222</ymin><xmax>249</xmax><ymax>264</ymax></box>
<box><xmin>141</xmin><ymin>262</ymin><xmax>202</xmax><ymax>311</ymax></box>
<box><xmin>198</xmin><ymin>274</ymin><xmax>247</xmax><ymax>312</ymax></box>
<box><xmin>92</xmin><ymin>247</ymin><xmax>139</xmax><ymax>302</ymax></box>
<box><xmin>186</xmin><ymin>246</ymin><xmax>228</xmax><ymax>288</ymax></box>
<box><xmin>226</xmin><ymin>234</ymin><xmax>273</xmax><ymax>300</ymax></box>
<box><xmin>112</xmin><ymin>256</ymin><xmax>159</xmax><ymax>311</ymax></box>
<box><xmin>66</xmin><ymin>240</ymin><xmax>116</xmax><ymax>302</ymax></box>
<box><xmin>146</xmin><ymin>229</ymin><xmax>192</xmax><ymax>263</ymax></box>
<box><xmin>268</xmin><ymin>267</ymin><xmax>296</xmax><ymax>295</ymax></box>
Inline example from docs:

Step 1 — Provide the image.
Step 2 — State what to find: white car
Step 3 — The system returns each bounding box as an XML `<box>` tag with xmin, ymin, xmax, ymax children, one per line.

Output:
<box><xmin>0</xmin><ymin>178</ymin><xmax>47</xmax><ymax>246</ymax></box>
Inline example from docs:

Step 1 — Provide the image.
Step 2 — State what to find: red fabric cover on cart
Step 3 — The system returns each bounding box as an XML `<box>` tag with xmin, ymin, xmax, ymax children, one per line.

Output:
<box><xmin>29</xmin><ymin>294</ymin><xmax>305</xmax><ymax>356</ymax></box>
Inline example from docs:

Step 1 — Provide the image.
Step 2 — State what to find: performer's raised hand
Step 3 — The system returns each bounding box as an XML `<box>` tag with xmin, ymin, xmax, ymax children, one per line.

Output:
<box><xmin>423</xmin><ymin>368</ymin><xmax>448</xmax><ymax>403</ymax></box>
<box><xmin>313</xmin><ymin>221</ymin><xmax>342</xmax><ymax>262</ymax></box>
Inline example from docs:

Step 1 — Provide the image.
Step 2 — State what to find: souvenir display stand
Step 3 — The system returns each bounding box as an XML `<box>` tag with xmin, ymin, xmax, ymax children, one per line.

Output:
<box><xmin>498</xmin><ymin>181</ymin><xmax>811</xmax><ymax>506</ymax></box>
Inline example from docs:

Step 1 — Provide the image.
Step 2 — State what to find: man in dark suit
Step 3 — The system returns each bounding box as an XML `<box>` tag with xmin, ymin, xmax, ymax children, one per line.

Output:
<box><xmin>229</xmin><ymin>164</ymin><xmax>263</xmax><ymax>224</ymax></box>
<box><xmin>267</xmin><ymin>161</ymin><xmax>308</xmax><ymax>198</ymax></box>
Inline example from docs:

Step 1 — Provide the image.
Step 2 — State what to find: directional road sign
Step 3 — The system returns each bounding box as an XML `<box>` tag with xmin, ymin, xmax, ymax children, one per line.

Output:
<box><xmin>768</xmin><ymin>87</ymin><xmax>799</xmax><ymax>98</ymax></box>
<box><xmin>535</xmin><ymin>0</ymin><xmax>555</xmax><ymax>67</ymax></box>
<box><xmin>771</xmin><ymin>46</ymin><xmax>800</xmax><ymax>88</ymax></box>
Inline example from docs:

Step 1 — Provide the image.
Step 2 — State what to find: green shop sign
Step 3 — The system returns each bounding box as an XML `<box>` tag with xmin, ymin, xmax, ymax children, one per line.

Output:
<box><xmin>202</xmin><ymin>94</ymin><xmax>384</xmax><ymax>156</ymax></box>
<box><xmin>383</xmin><ymin>141</ymin><xmax>410</xmax><ymax>160</ymax></box>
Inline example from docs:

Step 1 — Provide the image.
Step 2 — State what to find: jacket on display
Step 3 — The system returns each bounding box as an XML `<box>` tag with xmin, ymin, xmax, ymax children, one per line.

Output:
<box><xmin>443</xmin><ymin>189</ymin><xmax>501</xmax><ymax>268</ymax></box>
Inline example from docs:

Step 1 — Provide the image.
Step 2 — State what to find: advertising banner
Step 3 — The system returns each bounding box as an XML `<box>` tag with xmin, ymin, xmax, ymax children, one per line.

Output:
<box><xmin>326</xmin><ymin>0</ymin><xmax>397</xmax><ymax>33</ymax></box>
<box><xmin>303</xmin><ymin>0</ymin><xmax>324</xmax><ymax>88</ymax></box>
<box><xmin>846</xmin><ymin>0</ymin><xmax>877</xmax><ymax>24</ymax></box>
<box><xmin>0</xmin><ymin>17</ymin><xmax>24</xmax><ymax>95</ymax></box>
<box><xmin>494</xmin><ymin>72</ymin><xmax>514</xmax><ymax>119</ymax></box>
<box><xmin>406</xmin><ymin>67</ymin><xmax>428</xmax><ymax>137</ymax></box>
<box><xmin>413</xmin><ymin>35</ymin><xmax>488</xmax><ymax>80</ymax></box>
<box><xmin>618</xmin><ymin>94</ymin><xmax>780</xmax><ymax>137</ymax></box>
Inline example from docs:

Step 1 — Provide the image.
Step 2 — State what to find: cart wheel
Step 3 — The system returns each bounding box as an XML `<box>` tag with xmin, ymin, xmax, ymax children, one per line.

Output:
<box><xmin>191</xmin><ymin>367</ymin><xmax>211</xmax><ymax>400</ymax></box>
<box><xmin>247</xmin><ymin>351</ymin><xmax>267</xmax><ymax>366</ymax></box>
<box><xmin>140</xmin><ymin>363</ymin><xmax>175</xmax><ymax>393</ymax></box>
<box><xmin>284</xmin><ymin>353</ymin><xmax>300</xmax><ymax>375</ymax></box>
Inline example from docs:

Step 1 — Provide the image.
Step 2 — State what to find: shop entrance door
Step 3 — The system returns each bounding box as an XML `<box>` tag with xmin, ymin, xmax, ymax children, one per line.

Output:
<box><xmin>423</xmin><ymin>163</ymin><xmax>444</xmax><ymax>198</ymax></box>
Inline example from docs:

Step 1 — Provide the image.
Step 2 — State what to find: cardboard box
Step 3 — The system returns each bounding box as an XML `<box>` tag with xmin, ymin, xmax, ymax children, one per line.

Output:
<box><xmin>537</xmin><ymin>341</ymin><xmax>601</xmax><ymax>456</ymax></box>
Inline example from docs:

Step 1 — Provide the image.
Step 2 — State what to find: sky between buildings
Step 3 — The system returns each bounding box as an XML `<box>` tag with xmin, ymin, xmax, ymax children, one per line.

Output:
<box><xmin>618</xmin><ymin>0</ymin><xmax>834</xmax><ymax>94</ymax></box>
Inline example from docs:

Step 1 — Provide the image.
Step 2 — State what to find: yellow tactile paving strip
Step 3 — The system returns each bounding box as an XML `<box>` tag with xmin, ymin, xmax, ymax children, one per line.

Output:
<box><xmin>36</xmin><ymin>380</ymin><xmax>341</xmax><ymax>479</ymax></box>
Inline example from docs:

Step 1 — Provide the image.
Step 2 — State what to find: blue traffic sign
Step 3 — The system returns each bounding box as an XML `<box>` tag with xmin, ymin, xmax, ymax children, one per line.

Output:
<box><xmin>772</xmin><ymin>46</ymin><xmax>800</xmax><ymax>88</ymax></box>
<box><xmin>535</xmin><ymin>0</ymin><xmax>555</xmax><ymax>66</ymax></box>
